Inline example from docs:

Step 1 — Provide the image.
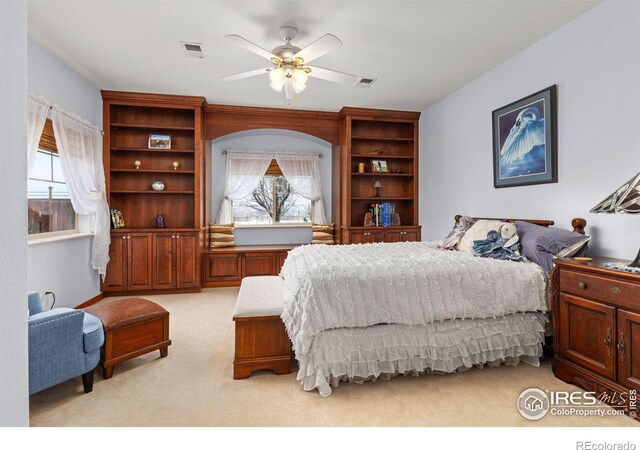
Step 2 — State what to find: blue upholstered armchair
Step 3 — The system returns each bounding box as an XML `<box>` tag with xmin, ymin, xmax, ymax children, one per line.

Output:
<box><xmin>28</xmin><ymin>292</ymin><xmax>104</xmax><ymax>394</ymax></box>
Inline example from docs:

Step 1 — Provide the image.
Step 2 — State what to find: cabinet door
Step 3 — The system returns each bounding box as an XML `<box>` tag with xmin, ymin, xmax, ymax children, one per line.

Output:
<box><xmin>205</xmin><ymin>253</ymin><xmax>242</xmax><ymax>283</ymax></box>
<box><xmin>349</xmin><ymin>231</ymin><xmax>368</xmax><ymax>244</ymax></box>
<box><xmin>127</xmin><ymin>233</ymin><xmax>153</xmax><ymax>291</ymax></box>
<box><xmin>244</xmin><ymin>252</ymin><xmax>277</xmax><ymax>277</ymax></box>
<box><xmin>176</xmin><ymin>233</ymin><xmax>199</xmax><ymax>288</ymax></box>
<box><xmin>559</xmin><ymin>293</ymin><xmax>616</xmax><ymax>380</ymax></box>
<box><xmin>617</xmin><ymin>309</ymin><xmax>640</xmax><ymax>391</ymax></box>
<box><xmin>369</xmin><ymin>230</ymin><xmax>385</xmax><ymax>243</ymax></box>
<box><xmin>384</xmin><ymin>230</ymin><xmax>404</xmax><ymax>243</ymax></box>
<box><xmin>103</xmin><ymin>234</ymin><xmax>127</xmax><ymax>291</ymax></box>
<box><xmin>404</xmin><ymin>229</ymin><xmax>421</xmax><ymax>242</ymax></box>
<box><xmin>153</xmin><ymin>233</ymin><xmax>175</xmax><ymax>290</ymax></box>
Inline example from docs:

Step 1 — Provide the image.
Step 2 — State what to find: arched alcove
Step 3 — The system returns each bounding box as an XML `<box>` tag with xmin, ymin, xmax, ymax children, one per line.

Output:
<box><xmin>210</xmin><ymin>128</ymin><xmax>333</xmax><ymax>246</ymax></box>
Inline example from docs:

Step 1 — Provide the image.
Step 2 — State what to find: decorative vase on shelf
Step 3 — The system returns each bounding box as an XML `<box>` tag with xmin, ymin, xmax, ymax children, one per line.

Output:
<box><xmin>151</xmin><ymin>180</ymin><xmax>165</xmax><ymax>191</ymax></box>
<box><xmin>155</xmin><ymin>214</ymin><xmax>165</xmax><ymax>228</ymax></box>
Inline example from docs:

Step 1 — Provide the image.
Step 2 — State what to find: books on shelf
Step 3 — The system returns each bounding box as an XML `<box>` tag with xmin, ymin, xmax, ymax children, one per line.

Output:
<box><xmin>364</xmin><ymin>202</ymin><xmax>399</xmax><ymax>227</ymax></box>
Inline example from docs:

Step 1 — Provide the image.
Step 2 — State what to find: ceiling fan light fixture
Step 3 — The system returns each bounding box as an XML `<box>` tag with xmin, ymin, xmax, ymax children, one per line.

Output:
<box><xmin>293</xmin><ymin>68</ymin><xmax>308</xmax><ymax>85</ymax></box>
<box><xmin>270</xmin><ymin>80</ymin><xmax>285</xmax><ymax>92</ymax></box>
<box><xmin>294</xmin><ymin>82</ymin><xmax>306</xmax><ymax>94</ymax></box>
<box><xmin>269</xmin><ymin>67</ymin><xmax>285</xmax><ymax>83</ymax></box>
<box><xmin>284</xmin><ymin>78</ymin><xmax>295</xmax><ymax>100</ymax></box>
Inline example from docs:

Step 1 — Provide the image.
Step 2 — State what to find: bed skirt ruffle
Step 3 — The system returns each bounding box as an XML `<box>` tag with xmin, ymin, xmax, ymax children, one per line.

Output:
<box><xmin>296</xmin><ymin>312</ymin><xmax>548</xmax><ymax>397</ymax></box>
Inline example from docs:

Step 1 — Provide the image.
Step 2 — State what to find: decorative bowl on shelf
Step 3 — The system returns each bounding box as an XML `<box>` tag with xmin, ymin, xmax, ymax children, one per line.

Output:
<box><xmin>151</xmin><ymin>181</ymin><xmax>165</xmax><ymax>191</ymax></box>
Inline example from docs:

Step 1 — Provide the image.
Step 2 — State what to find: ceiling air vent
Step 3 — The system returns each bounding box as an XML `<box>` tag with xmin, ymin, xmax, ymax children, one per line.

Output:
<box><xmin>181</xmin><ymin>41</ymin><xmax>204</xmax><ymax>58</ymax></box>
<box><xmin>354</xmin><ymin>76</ymin><xmax>377</xmax><ymax>88</ymax></box>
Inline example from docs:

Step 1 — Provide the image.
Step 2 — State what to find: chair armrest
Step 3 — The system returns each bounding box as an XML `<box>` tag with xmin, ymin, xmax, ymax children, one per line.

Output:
<box><xmin>82</xmin><ymin>312</ymin><xmax>104</xmax><ymax>353</ymax></box>
<box><xmin>29</xmin><ymin>308</ymin><xmax>86</xmax><ymax>363</ymax></box>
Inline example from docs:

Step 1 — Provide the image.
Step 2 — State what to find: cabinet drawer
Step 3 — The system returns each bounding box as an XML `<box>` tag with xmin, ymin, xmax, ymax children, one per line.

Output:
<box><xmin>560</xmin><ymin>270</ymin><xmax>640</xmax><ymax>307</ymax></box>
<box><xmin>205</xmin><ymin>253</ymin><xmax>242</xmax><ymax>282</ymax></box>
<box><xmin>244</xmin><ymin>252</ymin><xmax>277</xmax><ymax>277</ymax></box>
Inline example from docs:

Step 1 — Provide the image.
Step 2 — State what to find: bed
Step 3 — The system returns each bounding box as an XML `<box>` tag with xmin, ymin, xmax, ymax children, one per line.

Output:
<box><xmin>280</xmin><ymin>216</ymin><xmax>585</xmax><ymax>396</ymax></box>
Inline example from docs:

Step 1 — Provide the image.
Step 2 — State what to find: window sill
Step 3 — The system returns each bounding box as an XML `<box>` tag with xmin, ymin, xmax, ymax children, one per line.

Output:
<box><xmin>235</xmin><ymin>223</ymin><xmax>312</xmax><ymax>229</ymax></box>
<box><xmin>28</xmin><ymin>232</ymin><xmax>93</xmax><ymax>247</ymax></box>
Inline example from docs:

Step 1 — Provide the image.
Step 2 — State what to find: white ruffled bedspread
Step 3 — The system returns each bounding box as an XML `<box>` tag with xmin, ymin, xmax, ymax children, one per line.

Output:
<box><xmin>280</xmin><ymin>241</ymin><xmax>548</xmax><ymax>396</ymax></box>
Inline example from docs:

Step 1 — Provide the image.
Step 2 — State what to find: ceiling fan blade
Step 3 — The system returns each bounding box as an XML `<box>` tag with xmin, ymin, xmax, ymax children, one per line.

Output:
<box><xmin>225</xmin><ymin>34</ymin><xmax>280</xmax><ymax>61</ymax></box>
<box><xmin>293</xmin><ymin>34</ymin><xmax>342</xmax><ymax>64</ymax></box>
<box><xmin>306</xmin><ymin>66</ymin><xmax>359</xmax><ymax>85</ymax></box>
<box><xmin>222</xmin><ymin>67</ymin><xmax>272</xmax><ymax>82</ymax></box>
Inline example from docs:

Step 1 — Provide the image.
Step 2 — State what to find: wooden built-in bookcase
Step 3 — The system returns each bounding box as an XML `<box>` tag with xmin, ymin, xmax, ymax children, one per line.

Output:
<box><xmin>101</xmin><ymin>91</ymin><xmax>207</xmax><ymax>295</ymax></box>
<box><xmin>333</xmin><ymin>108</ymin><xmax>421</xmax><ymax>244</ymax></box>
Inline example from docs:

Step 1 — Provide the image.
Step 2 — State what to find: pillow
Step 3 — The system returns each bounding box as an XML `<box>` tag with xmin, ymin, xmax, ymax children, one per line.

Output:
<box><xmin>209</xmin><ymin>223</ymin><xmax>235</xmax><ymax>248</ymax></box>
<box><xmin>457</xmin><ymin>219</ymin><xmax>504</xmax><ymax>253</ymax></box>
<box><xmin>312</xmin><ymin>223</ymin><xmax>335</xmax><ymax>244</ymax></box>
<box><xmin>439</xmin><ymin>216</ymin><xmax>476</xmax><ymax>249</ymax></box>
<box><xmin>515</xmin><ymin>221</ymin><xmax>591</xmax><ymax>272</ymax></box>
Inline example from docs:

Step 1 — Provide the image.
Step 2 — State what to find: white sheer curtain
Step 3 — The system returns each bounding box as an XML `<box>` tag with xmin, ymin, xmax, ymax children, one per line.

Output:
<box><xmin>275</xmin><ymin>153</ymin><xmax>328</xmax><ymax>224</ymax></box>
<box><xmin>216</xmin><ymin>151</ymin><xmax>273</xmax><ymax>224</ymax></box>
<box><xmin>51</xmin><ymin>107</ymin><xmax>111</xmax><ymax>277</ymax></box>
<box><xmin>27</xmin><ymin>94</ymin><xmax>50</xmax><ymax>176</ymax></box>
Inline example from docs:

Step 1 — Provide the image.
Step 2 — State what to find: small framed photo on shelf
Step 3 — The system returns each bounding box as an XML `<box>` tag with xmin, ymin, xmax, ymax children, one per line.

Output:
<box><xmin>148</xmin><ymin>134</ymin><xmax>171</xmax><ymax>149</ymax></box>
<box><xmin>110</xmin><ymin>209</ymin><xmax>125</xmax><ymax>229</ymax></box>
<box><xmin>371</xmin><ymin>160</ymin><xmax>388</xmax><ymax>173</ymax></box>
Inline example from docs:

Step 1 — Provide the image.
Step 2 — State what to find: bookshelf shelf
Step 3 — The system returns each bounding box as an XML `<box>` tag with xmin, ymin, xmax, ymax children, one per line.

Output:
<box><xmin>110</xmin><ymin>122</ymin><xmax>195</xmax><ymax>131</ymax></box>
<box><xmin>351</xmin><ymin>135</ymin><xmax>414</xmax><ymax>142</ymax></box>
<box><xmin>111</xmin><ymin>147</ymin><xmax>195</xmax><ymax>153</ymax></box>
<box><xmin>110</xmin><ymin>169</ymin><xmax>195</xmax><ymax>174</ymax></box>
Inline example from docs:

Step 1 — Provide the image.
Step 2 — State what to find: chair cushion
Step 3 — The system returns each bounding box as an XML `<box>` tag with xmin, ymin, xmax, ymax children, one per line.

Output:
<box><xmin>28</xmin><ymin>291</ymin><xmax>43</xmax><ymax>316</ymax></box>
<box><xmin>233</xmin><ymin>276</ymin><xmax>284</xmax><ymax>318</ymax></box>
<box><xmin>85</xmin><ymin>298</ymin><xmax>168</xmax><ymax>331</ymax></box>
<box><xmin>82</xmin><ymin>312</ymin><xmax>104</xmax><ymax>353</ymax></box>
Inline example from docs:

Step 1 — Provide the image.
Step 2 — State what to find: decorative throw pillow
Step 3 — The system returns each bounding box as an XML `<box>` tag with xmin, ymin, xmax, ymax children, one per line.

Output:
<box><xmin>457</xmin><ymin>219</ymin><xmax>504</xmax><ymax>254</ymax></box>
<box><xmin>312</xmin><ymin>223</ymin><xmax>335</xmax><ymax>244</ymax></box>
<box><xmin>439</xmin><ymin>216</ymin><xmax>477</xmax><ymax>250</ymax></box>
<box><xmin>515</xmin><ymin>221</ymin><xmax>591</xmax><ymax>272</ymax></box>
<box><xmin>209</xmin><ymin>223</ymin><xmax>235</xmax><ymax>248</ymax></box>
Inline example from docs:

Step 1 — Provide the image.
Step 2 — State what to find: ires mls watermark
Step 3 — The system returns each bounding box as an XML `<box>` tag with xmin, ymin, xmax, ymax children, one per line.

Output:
<box><xmin>517</xmin><ymin>387</ymin><xmax>637</xmax><ymax>420</ymax></box>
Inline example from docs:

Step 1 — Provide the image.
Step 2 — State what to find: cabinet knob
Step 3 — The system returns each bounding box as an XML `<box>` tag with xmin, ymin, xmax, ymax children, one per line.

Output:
<box><xmin>127</xmin><ymin>235</ymin><xmax>131</xmax><ymax>240</ymax></box>
<box><xmin>176</xmin><ymin>234</ymin><xmax>180</xmax><ymax>239</ymax></box>
<box><xmin>578</xmin><ymin>282</ymin><xmax>587</xmax><ymax>289</ymax></box>
<box><xmin>121</xmin><ymin>236</ymin><xmax>126</xmax><ymax>240</ymax></box>
<box><xmin>171</xmin><ymin>235</ymin><xmax>175</xmax><ymax>239</ymax></box>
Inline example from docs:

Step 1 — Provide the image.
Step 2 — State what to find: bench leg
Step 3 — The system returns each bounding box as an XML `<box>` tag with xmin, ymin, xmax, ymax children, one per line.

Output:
<box><xmin>103</xmin><ymin>366</ymin><xmax>114</xmax><ymax>380</ymax></box>
<box><xmin>81</xmin><ymin>369</ymin><xmax>95</xmax><ymax>393</ymax></box>
<box><xmin>160</xmin><ymin>347</ymin><xmax>168</xmax><ymax>358</ymax></box>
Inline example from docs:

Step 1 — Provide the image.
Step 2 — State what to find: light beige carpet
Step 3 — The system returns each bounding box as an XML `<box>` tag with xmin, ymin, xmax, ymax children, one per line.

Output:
<box><xmin>29</xmin><ymin>288</ymin><xmax>637</xmax><ymax>427</ymax></box>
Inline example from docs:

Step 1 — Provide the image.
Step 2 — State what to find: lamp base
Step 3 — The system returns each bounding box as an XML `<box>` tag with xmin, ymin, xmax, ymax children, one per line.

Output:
<box><xmin>629</xmin><ymin>248</ymin><xmax>640</xmax><ymax>268</ymax></box>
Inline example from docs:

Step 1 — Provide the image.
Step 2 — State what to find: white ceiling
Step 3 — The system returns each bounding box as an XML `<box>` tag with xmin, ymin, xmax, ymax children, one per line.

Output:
<box><xmin>28</xmin><ymin>1</ymin><xmax>599</xmax><ymax>112</ymax></box>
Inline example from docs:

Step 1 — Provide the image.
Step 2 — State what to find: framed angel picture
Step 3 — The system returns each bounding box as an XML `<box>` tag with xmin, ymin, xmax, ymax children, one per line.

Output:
<box><xmin>492</xmin><ymin>85</ymin><xmax>557</xmax><ymax>188</ymax></box>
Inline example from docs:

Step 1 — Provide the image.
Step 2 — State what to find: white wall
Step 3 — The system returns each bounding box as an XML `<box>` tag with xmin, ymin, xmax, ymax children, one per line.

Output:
<box><xmin>210</xmin><ymin>129</ymin><xmax>332</xmax><ymax>245</ymax></box>
<box><xmin>0</xmin><ymin>0</ymin><xmax>29</xmax><ymax>426</ymax></box>
<box><xmin>27</xmin><ymin>38</ymin><xmax>103</xmax><ymax>308</ymax></box>
<box><xmin>420</xmin><ymin>1</ymin><xmax>640</xmax><ymax>259</ymax></box>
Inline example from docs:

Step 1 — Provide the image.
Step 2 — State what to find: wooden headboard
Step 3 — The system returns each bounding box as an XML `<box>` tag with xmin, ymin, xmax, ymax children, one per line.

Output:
<box><xmin>454</xmin><ymin>215</ymin><xmax>586</xmax><ymax>235</ymax></box>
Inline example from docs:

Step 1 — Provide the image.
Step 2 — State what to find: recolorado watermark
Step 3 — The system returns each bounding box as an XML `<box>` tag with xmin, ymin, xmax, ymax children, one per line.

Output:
<box><xmin>576</xmin><ymin>443</ymin><xmax>636</xmax><ymax>450</ymax></box>
<box><xmin>517</xmin><ymin>387</ymin><xmax>636</xmax><ymax>421</ymax></box>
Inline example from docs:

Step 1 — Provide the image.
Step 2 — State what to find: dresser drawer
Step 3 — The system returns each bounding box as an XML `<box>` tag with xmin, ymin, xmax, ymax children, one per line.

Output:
<box><xmin>560</xmin><ymin>270</ymin><xmax>640</xmax><ymax>308</ymax></box>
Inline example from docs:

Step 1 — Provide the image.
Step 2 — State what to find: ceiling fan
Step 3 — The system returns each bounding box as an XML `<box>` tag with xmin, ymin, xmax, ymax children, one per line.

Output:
<box><xmin>222</xmin><ymin>26</ymin><xmax>360</xmax><ymax>102</ymax></box>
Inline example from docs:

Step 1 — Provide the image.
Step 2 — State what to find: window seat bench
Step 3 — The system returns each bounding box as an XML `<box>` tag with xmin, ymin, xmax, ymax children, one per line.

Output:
<box><xmin>202</xmin><ymin>244</ymin><xmax>299</xmax><ymax>288</ymax></box>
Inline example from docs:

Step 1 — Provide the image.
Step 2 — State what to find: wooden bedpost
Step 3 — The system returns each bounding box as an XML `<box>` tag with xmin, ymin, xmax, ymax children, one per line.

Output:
<box><xmin>571</xmin><ymin>218</ymin><xmax>587</xmax><ymax>235</ymax></box>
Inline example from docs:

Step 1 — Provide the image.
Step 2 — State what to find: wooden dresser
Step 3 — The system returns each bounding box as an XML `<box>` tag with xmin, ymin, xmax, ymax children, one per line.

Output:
<box><xmin>552</xmin><ymin>257</ymin><xmax>640</xmax><ymax>418</ymax></box>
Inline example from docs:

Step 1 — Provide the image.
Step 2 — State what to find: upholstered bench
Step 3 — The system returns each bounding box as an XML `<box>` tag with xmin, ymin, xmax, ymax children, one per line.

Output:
<box><xmin>85</xmin><ymin>298</ymin><xmax>171</xmax><ymax>379</ymax></box>
<box><xmin>233</xmin><ymin>276</ymin><xmax>292</xmax><ymax>379</ymax></box>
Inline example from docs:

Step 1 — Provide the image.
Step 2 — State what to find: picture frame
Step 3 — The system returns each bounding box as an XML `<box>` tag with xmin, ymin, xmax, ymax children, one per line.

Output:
<box><xmin>492</xmin><ymin>85</ymin><xmax>557</xmax><ymax>188</ymax></box>
<box><xmin>110</xmin><ymin>209</ymin><xmax>125</xmax><ymax>229</ymax></box>
<box><xmin>371</xmin><ymin>160</ymin><xmax>388</xmax><ymax>173</ymax></box>
<box><xmin>148</xmin><ymin>134</ymin><xmax>171</xmax><ymax>149</ymax></box>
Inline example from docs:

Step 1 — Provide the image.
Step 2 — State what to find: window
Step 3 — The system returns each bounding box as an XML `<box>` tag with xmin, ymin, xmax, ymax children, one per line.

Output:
<box><xmin>233</xmin><ymin>160</ymin><xmax>312</xmax><ymax>225</ymax></box>
<box><xmin>28</xmin><ymin>119</ymin><xmax>77</xmax><ymax>237</ymax></box>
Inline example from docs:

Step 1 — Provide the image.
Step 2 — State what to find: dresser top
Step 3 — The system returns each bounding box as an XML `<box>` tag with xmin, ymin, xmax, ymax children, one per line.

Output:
<box><xmin>555</xmin><ymin>256</ymin><xmax>640</xmax><ymax>283</ymax></box>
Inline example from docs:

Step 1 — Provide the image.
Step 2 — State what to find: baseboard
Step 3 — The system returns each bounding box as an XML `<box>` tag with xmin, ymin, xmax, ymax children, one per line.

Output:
<box><xmin>75</xmin><ymin>292</ymin><xmax>105</xmax><ymax>309</ymax></box>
